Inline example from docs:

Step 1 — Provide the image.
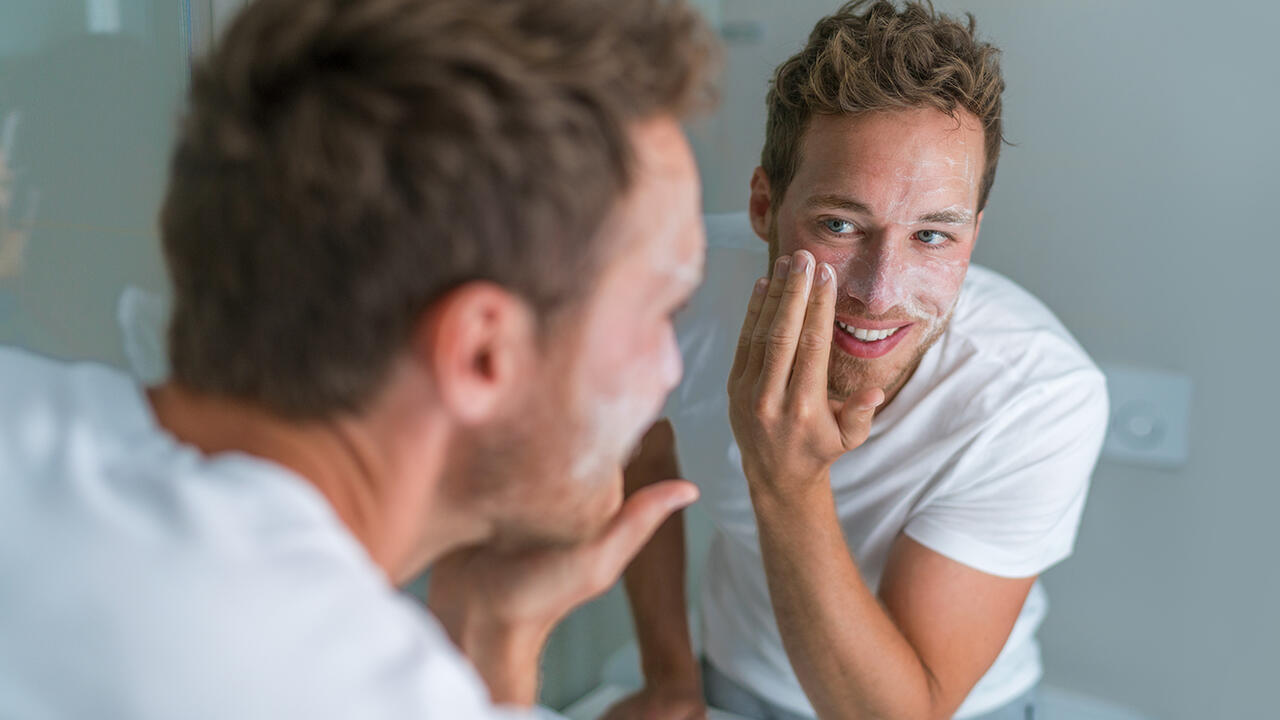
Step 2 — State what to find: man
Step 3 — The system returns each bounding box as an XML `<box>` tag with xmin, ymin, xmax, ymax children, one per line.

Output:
<box><xmin>0</xmin><ymin>0</ymin><xmax>716</xmax><ymax>716</ymax></box>
<box><xmin>609</xmin><ymin>2</ymin><xmax>1107</xmax><ymax>719</ymax></box>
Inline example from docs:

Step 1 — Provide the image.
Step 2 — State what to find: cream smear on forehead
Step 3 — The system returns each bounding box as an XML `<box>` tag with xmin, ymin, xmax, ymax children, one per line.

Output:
<box><xmin>881</xmin><ymin>137</ymin><xmax>979</xmax><ymax>218</ymax></box>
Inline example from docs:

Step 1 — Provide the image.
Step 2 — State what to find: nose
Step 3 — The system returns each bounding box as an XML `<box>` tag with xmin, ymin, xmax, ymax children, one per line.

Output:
<box><xmin>840</xmin><ymin>238</ymin><xmax>904</xmax><ymax>316</ymax></box>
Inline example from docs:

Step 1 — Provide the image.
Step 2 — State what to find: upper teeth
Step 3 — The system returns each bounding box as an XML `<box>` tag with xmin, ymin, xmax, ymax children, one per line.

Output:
<box><xmin>836</xmin><ymin>321</ymin><xmax>900</xmax><ymax>342</ymax></box>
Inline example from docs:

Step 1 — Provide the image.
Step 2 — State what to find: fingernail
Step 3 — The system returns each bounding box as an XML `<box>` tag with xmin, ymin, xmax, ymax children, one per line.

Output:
<box><xmin>791</xmin><ymin>251</ymin><xmax>811</xmax><ymax>275</ymax></box>
<box><xmin>816</xmin><ymin>263</ymin><xmax>833</xmax><ymax>285</ymax></box>
<box><xmin>754</xmin><ymin>277</ymin><xmax>769</xmax><ymax>294</ymax></box>
<box><xmin>774</xmin><ymin>256</ymin><xmax>790</xmax><ymax>278</ymax></box>
<box><xmin>671</xmin><ymin>486</ymin><xmax>699</xmax><ymax>510</ymax></box>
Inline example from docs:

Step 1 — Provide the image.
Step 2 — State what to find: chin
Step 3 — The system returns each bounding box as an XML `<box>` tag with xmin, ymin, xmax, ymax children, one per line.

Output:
<box><xmin>827</xmin><ymin>348</ymin><xmax>912</xmax><ymax>401</ymax></box>
<box><xmin>572</xmin><ymin>468</ymin><xmax>626</xmax><ymax>537</ymax></box>
<box><xmin>516</xmin><ymin>472</ymin><xmax>624</xmax><ymax>547</ymax></box>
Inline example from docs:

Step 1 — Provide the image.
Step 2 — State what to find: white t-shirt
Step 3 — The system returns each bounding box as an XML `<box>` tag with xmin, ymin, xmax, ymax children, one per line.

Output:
<box><xmin>0</xmin><ymin>346</ymin><xmax>527</xmax><ymax>719</ymax></box>
<box><xmin>666</xmin><ymin>214</ymin><xmax>1108</xmax><ymax>719</ymax></box>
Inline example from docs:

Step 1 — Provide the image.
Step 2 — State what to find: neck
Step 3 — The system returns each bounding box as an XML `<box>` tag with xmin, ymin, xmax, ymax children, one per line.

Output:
<box><xmin>146</xmin><ymin>382</ymin><xmax>487</xmax><ymax>584</ymax></box>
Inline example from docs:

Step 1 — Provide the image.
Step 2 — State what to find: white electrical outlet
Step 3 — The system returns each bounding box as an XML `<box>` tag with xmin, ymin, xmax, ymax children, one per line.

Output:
<box><xmin>1099</xmin><ymin>363</ymin><xmax>1193</xmax><ymax>469</ymax></box>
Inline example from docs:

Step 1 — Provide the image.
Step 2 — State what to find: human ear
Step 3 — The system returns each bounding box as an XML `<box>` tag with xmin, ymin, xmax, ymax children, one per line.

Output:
<box><xmin>748</xmin><ymin>167</ymin><xmax>774</xmax><ymax>244</ymax></box>
<box><xmin>412</xmin><ymin>282</ymin><xmax>536</xmax><ymax>425</ymax></box>
<box><xmin>972</xmin><ymin>209</ymin><xmax>984</xmax><ymax>246</ymax></box>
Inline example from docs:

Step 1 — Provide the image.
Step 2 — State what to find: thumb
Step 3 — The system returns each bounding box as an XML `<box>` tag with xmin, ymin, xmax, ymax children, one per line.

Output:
<box><xmin>587</xmin><ymin>479</ymin><xmax>698</xmax><ymax>588</ymax></box>
<box><xmin>837</xmin><ymin>387</ymin><xmax>884</xmax><ymax>449</ymax></box>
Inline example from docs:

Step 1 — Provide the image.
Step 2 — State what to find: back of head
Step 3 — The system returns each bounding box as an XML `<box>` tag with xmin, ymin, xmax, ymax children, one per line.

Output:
<box><xmin>762</xmin><ymin>0</ymin><xmax>1005</xmax><ymax>210</ymax></box>
<box><xmin>160</xmin><ymin>0</ymin><xmax>716</xmax><ymax>419</ymax></box>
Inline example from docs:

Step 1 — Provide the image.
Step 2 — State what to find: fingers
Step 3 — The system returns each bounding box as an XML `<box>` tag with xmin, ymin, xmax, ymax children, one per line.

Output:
<box><xmin>756</xmin><ymin>251</ymin><xmax>816</xmax><ymax>397</ymax></box>
<box><xmin>587</xmin><ymin>479</ymin><xmax>698</xmax><ymax>591</ymax></box>
<box><xmin>836</xmin><ymin>386</ymin><xmax>884</xmax><ymax>450</ymax></box>
<box><xmin>729</xmin><ymin>276</ymin><xmax>770</xmax><ymax>383</ymax></box>
<box><xmin>743</xmin><ymin>254</ymin><xmax>793</xmax><ymax>381</ymax></box>
<box><xmin>787</xmin><ymin>262</ymin><xmax>836</xmax><ymax>397</ymax></box>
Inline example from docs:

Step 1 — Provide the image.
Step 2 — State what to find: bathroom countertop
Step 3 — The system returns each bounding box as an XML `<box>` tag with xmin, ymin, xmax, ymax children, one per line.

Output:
<box><xmin>561</xmin><ymin>683</ymin><xmax>751</xmax><ymax>720</ymax></box>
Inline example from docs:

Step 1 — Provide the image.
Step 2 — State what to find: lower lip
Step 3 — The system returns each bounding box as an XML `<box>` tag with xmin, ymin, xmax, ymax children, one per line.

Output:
<box><xmin>832</xmin><ymin>323</ymin><xmax>912</xmax><ymax>359</ymax></box>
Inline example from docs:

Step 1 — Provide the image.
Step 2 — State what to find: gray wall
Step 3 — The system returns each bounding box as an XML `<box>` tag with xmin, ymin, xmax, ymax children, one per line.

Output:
<box><xmin>544</xmin><ymin>0</ymin><xmax>1278</xmax><ymax>716</ymax></box>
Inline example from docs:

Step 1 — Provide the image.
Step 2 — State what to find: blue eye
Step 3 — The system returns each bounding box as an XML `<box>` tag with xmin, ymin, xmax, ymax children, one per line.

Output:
<box><xmin>916</xmin><ymin>229</ymin><xmax>950</xmax><ymax>246</ymax></box>
<box><xmin>823</xmin><ymin>218</ymin><xmax>855</xmax><ymax>234</ymax></box>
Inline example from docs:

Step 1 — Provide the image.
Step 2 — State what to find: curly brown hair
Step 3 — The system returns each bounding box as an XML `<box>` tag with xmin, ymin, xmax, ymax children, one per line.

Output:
<box><xmin>160</xmin><ymin>0</ymin><xmax>717</xmax><ymax>419</ymax></box>
<box><xmin>762</xmin><ymin>0</ymin><xmax>1005</xmax><ymax>210</ymax></box>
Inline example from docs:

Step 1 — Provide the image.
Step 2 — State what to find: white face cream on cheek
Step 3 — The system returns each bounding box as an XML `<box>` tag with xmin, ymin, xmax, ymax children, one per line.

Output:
<box><xmin>830</xmin><ymin>245</ymin><xmax>968</xmax><ymax>327</ymax></box>
<box><xmin>568</xmin><ymin>360</ymin><xmax>669</xmax><ymax>483</ymax></box>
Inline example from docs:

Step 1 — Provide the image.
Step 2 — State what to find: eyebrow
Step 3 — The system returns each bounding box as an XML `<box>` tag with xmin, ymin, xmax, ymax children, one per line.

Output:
<box><xmin>805</xmin><ymin>193</ymin><xmax>975</xmax><ymax>226</ymax></box>
<box><xmin>916</xmin><ymin>207</ymin><xmax>975</xmax><ymax>226</ymax></box>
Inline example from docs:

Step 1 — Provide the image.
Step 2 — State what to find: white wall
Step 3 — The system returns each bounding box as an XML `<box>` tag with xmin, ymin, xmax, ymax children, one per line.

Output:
<box><xmin>547</xmin><ymin>1</ymin><xmax>1280</xmax><ymax>716</ymax></box>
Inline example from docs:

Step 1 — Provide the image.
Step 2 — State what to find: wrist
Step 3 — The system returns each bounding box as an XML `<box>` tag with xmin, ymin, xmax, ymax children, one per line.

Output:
<box><xmin>642</xmin><ymin>653</ymin><xmax>702</xmax><ymax>694</ymax></box>
<box><xmin>455</xmin><ymin>618</ymin><xmax>551</xmax><ymax>706</ymax></box>
<box><xmin>746</xmin><ymin>467</ymin><xmax>832</xmax><ymax>512</ymax></box>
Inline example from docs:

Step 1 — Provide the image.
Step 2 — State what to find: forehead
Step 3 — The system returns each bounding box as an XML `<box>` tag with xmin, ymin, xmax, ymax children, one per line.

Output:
<box><xmin>603</xmin><ymin>118</ymin><xmax>704</xmax><ymax>286</ymax></box>
<box><xmin>791</xmin><ymin>108</ymin><xmax>985</xmax><ymax>211</ymax></box>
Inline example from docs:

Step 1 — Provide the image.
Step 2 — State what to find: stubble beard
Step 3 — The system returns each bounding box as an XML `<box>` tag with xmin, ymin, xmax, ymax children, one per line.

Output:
<box><xmin>449</xmin><ymin>350</ymin><xmax>608</xmax><ymax>550</ymax></box>
<box><xmin>825</xmin><ymin>304</ymin><xmax>953</xmax><ymax>405</ymax></box>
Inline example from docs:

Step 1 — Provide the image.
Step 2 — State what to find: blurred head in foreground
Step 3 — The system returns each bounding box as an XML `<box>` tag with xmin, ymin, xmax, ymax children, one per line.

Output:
<box><xmin>158</xmin><ymin>0</ymin><xmax>716</xmax><ymax>576</ymax></box>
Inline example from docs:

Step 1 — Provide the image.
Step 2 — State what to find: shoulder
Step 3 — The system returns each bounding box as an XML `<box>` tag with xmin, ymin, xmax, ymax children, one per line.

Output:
<box><xmin>0</xmin><ymin>347</ymin><xmax>147</xmax><ymax>472</ymax></box>
<box><xmin>0</xmin><ymin>350</ymin><xmax>520</xmax><ymax>718</ymax></box>
<box><xmin>937</xmin><ymin>265</ymin><xmax>1108</xmax><ymax>429</ymax></box>
<box><xmin>0</xmin><ymin>346</ymin><xmax>70</xmax><ymax>411</ymax></box>
<box><xmin>176</xmin><ymin>536</ymin><xmax>510</xmax><ymax>717</ymax></box>
<box><xmin>2</xmin><ymin>475</ymin><xmax>502</xmax><ymax>716</ymax></box>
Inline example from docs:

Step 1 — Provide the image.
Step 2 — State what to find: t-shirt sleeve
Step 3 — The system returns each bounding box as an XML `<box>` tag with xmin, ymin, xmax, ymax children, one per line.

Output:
<box><xmin>902</xmin><ymin>365</ymin><xmax>1109</xmax><ymax>578</ymax></box>
<box><xmin>206</xmin><ymin>561</ymin><xmax>540</xmax><ymax>720</ymax></box>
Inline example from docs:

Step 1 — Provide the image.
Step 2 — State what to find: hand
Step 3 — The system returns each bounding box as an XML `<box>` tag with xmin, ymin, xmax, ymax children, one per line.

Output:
<box><xmin>427</xmin><ymin>475</ymin><xmax>699</xmax><ymax>704</ymax></box>
<box><xmin>601</xmin><ymin>684</ymin><xmax>708</xmax><ymax>720</ymax></box>
<box><xmin>727</xmin><ymin>250</ymin><xmax>883</xmax><ymax>500</ymax></box>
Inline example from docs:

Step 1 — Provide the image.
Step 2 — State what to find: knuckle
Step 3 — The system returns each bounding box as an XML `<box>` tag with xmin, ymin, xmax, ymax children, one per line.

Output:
<box><xmin>790</xmin><ymin>397</ymin><xmax>814</xmax><ymax>421</ymax></box>
<box><xmin>750</xmin><ymin>392</ymin><xmax>777</xmax><ymax>419</ymax></box>
<box><xmin>797</xmin><ymin>328</ymin><xmax>828</xmax><ymax>352</ymax></box>
<box><xmin>781</xmin><ymin>287</ymin><xmax>807</xmax><ymax>305</ymax></box>
<box><xmin>766</xmin><ymin>325</ymin><xmax>794</xmax><ymax>345</ymax></box>
<box><xmin>760</xmin><ymin>348</ymin><xmax>789</xmax><ymax>378</ymax></box>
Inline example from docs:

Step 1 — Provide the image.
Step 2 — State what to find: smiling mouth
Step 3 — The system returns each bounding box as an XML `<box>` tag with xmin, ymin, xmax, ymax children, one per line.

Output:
<box><xmin>834</xmin><ymin>320</ymin><xmax>905</xmax><ymax>342</ymax></box>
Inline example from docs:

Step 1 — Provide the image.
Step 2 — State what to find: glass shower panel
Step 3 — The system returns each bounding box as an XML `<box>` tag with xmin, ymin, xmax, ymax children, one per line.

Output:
<box><xmin>0</xmin><ymin>1</ymin><xmax>191</xmax><ymax>367</ymax></box>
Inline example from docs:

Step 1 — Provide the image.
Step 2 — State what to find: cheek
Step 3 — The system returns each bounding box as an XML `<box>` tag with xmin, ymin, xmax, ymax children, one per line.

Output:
<box><xmin>904</xmin><ymin>256</ymin><xmax>969</xmax><ymax>310</ymax></box>
<box><xmin>592</xmin><ymin>323</ymin><xmax>680</xmax><ymax>413</ymax></box>
<box><xmin>615</xmin><ymin>325</ymin><xmax>680</xmax><ymax>417</ymax></box>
